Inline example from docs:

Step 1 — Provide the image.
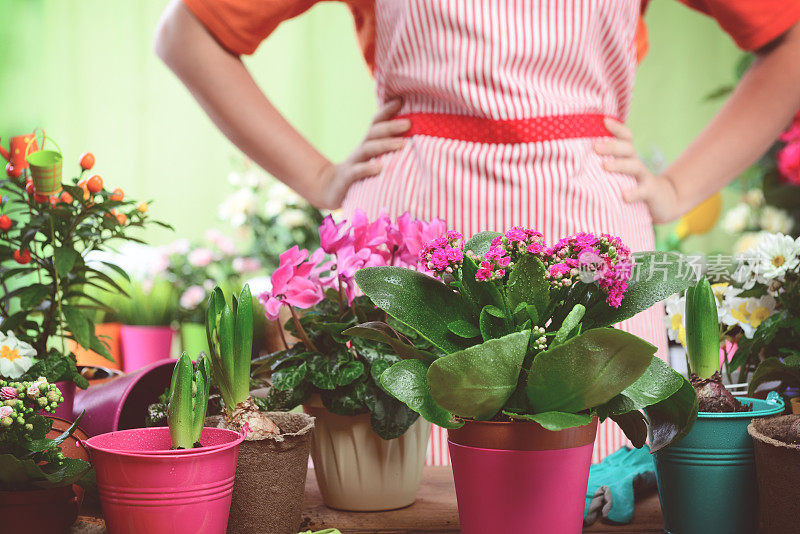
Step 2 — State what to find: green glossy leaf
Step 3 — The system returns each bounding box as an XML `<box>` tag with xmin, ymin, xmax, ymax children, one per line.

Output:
<box><xmin>272</xmin><ymin>362</ymin><xmax>308</xmax><ymax>390</ymax></box>
<box><xmin>585</xmin><ymin>251</ymin><xmax>695</xmax><ymax>328</ymax></box>
<box><xmin>507</xmin><ymin>254</ymin><xmax>550</xmax><ymax>315</ymax></box>
<box><xmin>62</xmin><ymin>306</ymin><xmax>90</xmax><ymax>349</ymax></box>
<box><xmin>380</xmin><ymin>359</ymin><xmax>462</xmax><ymax>429</ymax></box>
<box><xmin>167</xmin><ymin>354</ymin><xmax>194</xmax><ymax>449</ymax></box>
<box><xmin>613</xmin><ymin>356</ymin><xmax>686</xmax><ymax>412</ymax></box>
<box><xmin>611</xmin><ymin>410</ymin><xmax>648</xmax><ymax>448</ymax></box>
<box><xmin>54</xmin><ymin>247</ymin><xmax>80</xmax><ymax>277</ymax></box>
<box><xmin>363</xmin><ymin>384</ymin><xmax>421</xmax><ymax>440</ymax></box>
<box><xmin>748</xmin><ymin>357</ymin><xmax>800</xmax><ymax>395</ymax></box>
<box><xmin>461</xmin><ymin>255</ymin><xmax>504</xmax><ymax>311</ymax></box>
<box><xmin>553</xmin><ymin>304</ymin><xmax>585</xmax><ymax>346</ymax></box>
<box><xmin>336</xmin><ymin>361</ymin><xmax>365</xmax><ymax>386</ymax></box>
<box><xmin>502</xmin><ymin>410</ymin><xmax>593</xmax><ymax>431</ymax></box>
<box><xmin>464</xmin><ymin>231</ymin><xmax>501</xmax><ymax>259</ymax></box>
<box><xmin>233</xmin><ymin>285</ymin><xmax>253</xmax><ymax>401</ymax></box>
<box><xmin>479</xmin><ymin>306</ymin><xmax>508</xmax><ymax>341</ymax></box>
<box><xmin>447</xmin><ymin>319</ymin><xmax>481</xmax><ymax>339</ymax></box>
<box><xmin>355</xmin><ymin>267</ymin><xmax>473</xmax><ymax>354</ymax></box>
<box><xmin>526</xmin><ymin>328</ymin><xmax>655</xmax><ymax>413</ymax></box>
<box><xmin>370</xmin><ymin>358</ymin><xmax>393</xmax><ymax>383</ymax></box>
<box><xmin>321</xmin><ymin>382</ymin><xmax>368</xmax><ymax>416</ymax></box>
<box><xmin>428</xmin><ymin>331</ymin><xmax>531</xmax><ymax>420</ymax></box>
<box><xmin>645</xmin><ymin>377</ymin><xmax>698</xmax><ymax>452</ymax></box>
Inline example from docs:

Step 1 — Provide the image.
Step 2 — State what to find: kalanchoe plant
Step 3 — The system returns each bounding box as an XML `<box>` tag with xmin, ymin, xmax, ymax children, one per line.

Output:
<box><xmin>167</xmin><ymin>352</ymin><xmax>211</xmax><ymax>449</ymax></box>
<box><xmin>207</xmin><ymin>284</ymin><xmax>279</xmax><ymax>438</ymax></box>
<box><xmin>685</xmin><ymin>278</ymin><xmax>748</xmax><ymax>413</ymax></box>
<box><xmin>353</xmin><ymin>228</ymin><xmax>699</xmax><ymax>451</ymax></box>
<box><xmin>258</xmin><ymin>211</ymin><xmax>446</xmax><ymax>440</ymax></box>
<box><xmin>0</xmin><ymin>377</ymin><xmax>92</xmax><ymax>490</ymax></box>
<box><xmin>0</xmin><ymin>149</ymin><xmax>171</xmax><ymax>386</ymax></box>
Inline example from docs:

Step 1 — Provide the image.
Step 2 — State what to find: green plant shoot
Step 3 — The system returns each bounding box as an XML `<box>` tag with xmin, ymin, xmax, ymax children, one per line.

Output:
<box><xmin>206</xmin><ymin>284</ymin><xmax>253</xmax><ymax>413</ymax></box>
<box><xmin>167</xmin><ymin>352</ymin><xmax>211</xmax><ymax>449</ymax></box>
<box><xmin>685</xmin><ymin>278</ymin><xmax>720</xmax><ymax>379</ymax></box>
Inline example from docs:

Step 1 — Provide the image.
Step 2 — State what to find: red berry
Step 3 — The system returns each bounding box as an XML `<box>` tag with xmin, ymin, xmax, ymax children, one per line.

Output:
<box><xmin>33</xmin><ymin>193</ymin><xmax>49</xmax><ymax>204</ymax></box>
<box><xmin>86</xmin><ymin>175</ymin><xmax>103</xmax><ymax>194</ymax></box>
<box><xmin>25</xmin><ymin>180</ymin><xmax>34</xmax><ymax>195</ymax></box>
<box><xmin>110</xmin><ymin>188</ymin><xmax>124</xmax><ymax>201</ymax></box>
<box><xmin>60</xmin><ymin>191</ymin><xmax>73</xmax><ymax>204</ymax></box>
<box><xmin>5</xmin><ymin>162</ymin><xmax>21</xmax><ymax>179</ymax></box>
<box><xmin>13</xmin><ymin>249</ymin><xmax>31</xmax><ymax>264</ymax></box>
<box><xmin>79</xmin><ymin>152</ymin><xmax>95</xmax><ymax>170</ymax></box>
<box><xmin>0</xmin><ymin>215</ymin><xmax>11</xmax><ymax>231</ymax></box>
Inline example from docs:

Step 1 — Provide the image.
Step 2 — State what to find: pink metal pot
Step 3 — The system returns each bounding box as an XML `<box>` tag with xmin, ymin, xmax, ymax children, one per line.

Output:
<box><xmin>119</xmin><ymin>325</ymin><xmax>175</xmax><ymax>373</ymax></box>
<box><xmin>53</xmin><ymin>380</ymin><xmax>75</xmax><ymax>420</ymax></box>
<box><xmin>448</xmin><ymin>418</ymin><xmax>597</xmax><ymax>534</ymax></box>
<box><xmin>83</xmin><ymin>427</ymin><xmax>244</xmax><ymax>534</ymax></box>
<box><xmin>73</xmin><ymin>359</ymin><xmax>174</xmax><ymax>437</ymax></box>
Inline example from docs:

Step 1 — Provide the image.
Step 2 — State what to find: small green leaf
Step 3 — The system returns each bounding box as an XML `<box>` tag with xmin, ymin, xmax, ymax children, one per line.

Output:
<box><xmin>553</xmin><ymin>304</ymin><xmax>585</xmax><ymax>346</ymax></box>
<box><xmin>272</xmin><ymin>362</ymin><xmax>307</xmax><ymax>391</ymax></box>
<box><xmin>479</xmin><ymin>306</ymin><xmax>508</xmax><ymax>341</ymax></box>
<box><xmin>336</xmin><ymin>361</ymin><xmax>365</xmax><ymax>386</ymax></box>
<box><xmin>63</xmin><ymin>306</ymin><xmax>90</xmax><ymax>349</ymax></box>
<box><xmin>464</xmin><ymin>231</ymin><xmax>501</xmax><ymax>259</ymax></box>
<box><xmin>428</xmin><ymin>331</ymin><xmax>531</xmax><ymax>420</ymax></box>
<box><xmin>611</xmin><ymin>410</ymin><xmax>648</xmax><ymax>448</ymax></box>
<box><xmin>645</xmin><ymin>378</ymin><xmax>699</xmax><ymax>452</ymax></box>
<box><xmin>345</xmin><ymin>320</ymin><xmax>438</xmax><ymax>362</ymax></box>
<box><xmin>506</xmin><ymin>254</ymin><xmax>550</xmax><ymax>316</ymax></box>
<box><xmin>54</xmin><ymin>247</ymin><xmax>80</xmax><ymax>277</ymax></box>
<box><xmin>447</xmin><ymin>319</ymin><xmax>481</xmax><ymax>339</ymax></box>
<box><xmin>380</xmin><ymin>359</ymin><xmax>462</xmax><ymax>429</ymax></box>
<box><xmin>502</xmin><ymin>410</ymin><xmax>592</xmax><ymax>431</ymax></box>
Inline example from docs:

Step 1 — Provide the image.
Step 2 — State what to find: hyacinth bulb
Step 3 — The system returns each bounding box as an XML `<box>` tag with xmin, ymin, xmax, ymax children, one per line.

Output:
<box><xmin>685</xmin><ymin>278</ymin><xmax>720</xmax><ymax>380</ymax></box>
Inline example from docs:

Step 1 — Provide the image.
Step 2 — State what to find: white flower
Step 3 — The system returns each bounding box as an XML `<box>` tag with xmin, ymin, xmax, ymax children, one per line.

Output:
<box><xmin>277</xmin><ymin>208</ymin><xmax>308</xmax><ymax>228</ymax></box>
<box><xmin>724</xmin><ymin>296</ymin><xmax>777</xmax><ymax>338</ymax></box>
<box><xmin>759</xmin><ymin>206</ymin><xmax>794</xmax><ymax>234</ymax></box>
<box><xmin>743</xmin><ymin>189</ymin><xmax>765</xmax><ymax>208</ymax></box>
<box><xmin>167</xmin><ymin>238</ymin><xmax>191</xmax><ymax>255</ymax></box>
<box><xmin>663</xmin><ymin>294</ymin><xmax>687</xmax><ymax>346</ymax></box>
<box><xmin>753</xmin><ymin>233</ymin><xmax>800</xmax><ymax>282</ymax></box>
<box><xmin>180</xmin><ymin>285</ymin><xmax>207</xmax><ymax>310</ymax></box>
<box><xmin>733</xmin><ymin>233</ymin><xmax>761</xmax><ymax>256</ymax></box>
<box><xmin>721</xmin><ymin>204</ymin><xmax>755</xmax><ymax>234</ymax></box>
<box><xmin>0</xmin><ymin>332</ymin><xmax>37</xmax><ymax>379</ymax></box>
<box><xmin>710</xmin><ymin>283</ymin><xmax>742</xmax><ymax>326</ymax></box>
<box><xmin>218</xmin><ymin>188</ymin><xmax>258</xmax><ymax>227</ymax></box>
<box><xmin>26</xmin><ymin>385</ymin><xmax>40</xmax><ymax>398</ymax></box>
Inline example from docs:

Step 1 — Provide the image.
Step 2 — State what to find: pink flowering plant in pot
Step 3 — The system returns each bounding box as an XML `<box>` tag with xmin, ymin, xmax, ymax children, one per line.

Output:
<box><xmin>258</xmin><ymin>210</ymin><xmax>445</xmax><ymax>440</ymax></box>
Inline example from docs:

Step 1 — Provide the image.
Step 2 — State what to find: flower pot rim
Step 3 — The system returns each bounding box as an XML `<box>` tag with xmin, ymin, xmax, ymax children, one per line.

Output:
<box><xmin>447</xmin><ymin>416</ymin><xmax>598</xmax><ymax>451</ymax></box>
<box><xmin>697</xmin><ymin>393</ymin><xmax>784</xmax><ymax>420</ymax></box>
<box><xmin>748</xmin><ymin>414</ymin><xmax>800</xmax><ymax>451</ymax></box>
<box><xmin>83</xmin><ymin>426</ymin><xmax>244</xmax><ymax>458</ymax></box>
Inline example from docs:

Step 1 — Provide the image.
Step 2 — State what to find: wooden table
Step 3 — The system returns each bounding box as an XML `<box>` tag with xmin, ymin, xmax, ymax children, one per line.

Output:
<box><xmin>75</xmin><ymin>467</ymin><xmax>664</xmax><ymax>533</ymax></box>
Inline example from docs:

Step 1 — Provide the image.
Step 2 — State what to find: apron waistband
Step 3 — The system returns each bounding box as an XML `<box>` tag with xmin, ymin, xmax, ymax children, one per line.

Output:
<box><xmin>399</xmin><ymin>112</ymin><xmax>614</xmax><ymax>144</ymax></box>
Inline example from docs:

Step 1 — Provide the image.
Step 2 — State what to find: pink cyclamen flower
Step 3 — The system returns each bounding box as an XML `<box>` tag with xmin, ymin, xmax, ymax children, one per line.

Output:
<box><xmin>319</xmin><ymin>215</ymin><xmax>352</xmax><ymax>254</ymax></box>
<box><xmin>777</xmin><ymin>141</ymin><xmax>800</xmax><ymax>185</ymax></box>
<box><xmin>188</xmin><ymin>247</ymin><xmax>214</xmax><ymax>268</ymax></box>
<box><xmin>260</xmin><ymin>246</ymin><xmax>324</xmax><ymax>320</ymax></box>
<box><xmin>0</xmin><ymin>386</ymin><xmax>17</xmax><ymax>400</ymax></box>
<box><xmin>0</xmin><ymin>405</ymin><xmax>12</xmax><ymax>418</ymax></box>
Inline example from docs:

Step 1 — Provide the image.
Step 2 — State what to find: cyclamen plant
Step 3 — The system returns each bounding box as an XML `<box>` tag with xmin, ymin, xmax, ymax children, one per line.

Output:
<box><xmin>0</xmin><ymin>377</ymin><xmax>92</xmax><ymax>490</ymax></box>
<box><xmin>259</xmin><ymin>211</ymin><xmax>446</xmax><ymax>440</ymax></box>
<box><xmin>354</xmin><ymin>228</ymin><xmax>698</xmax><ymax>451</ymax></box>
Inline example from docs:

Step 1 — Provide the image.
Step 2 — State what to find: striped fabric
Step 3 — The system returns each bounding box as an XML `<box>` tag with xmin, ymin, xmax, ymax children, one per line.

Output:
<box><xmin>341</xmin><ymin>0</ymin><xmax>667</xmax><ymax>464</ymax></box>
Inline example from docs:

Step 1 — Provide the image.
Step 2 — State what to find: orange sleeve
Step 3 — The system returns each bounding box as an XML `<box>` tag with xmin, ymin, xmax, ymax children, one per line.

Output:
<box><xmin>676</xmin><ymin>0</ymin><xmax>800</xmax><ymax>51</ymax></box>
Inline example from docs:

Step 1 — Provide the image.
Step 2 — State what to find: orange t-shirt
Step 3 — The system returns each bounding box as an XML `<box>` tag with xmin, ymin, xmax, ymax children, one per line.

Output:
<box><xmin>183</xmin><ymin>0</ymin><xmax>800</xmax><ymax>65</ymax></box>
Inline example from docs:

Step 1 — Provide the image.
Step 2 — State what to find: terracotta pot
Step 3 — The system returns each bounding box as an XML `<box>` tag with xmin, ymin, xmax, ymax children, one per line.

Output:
<box><xmin>221</xmin><ymin>411</ymin><xmax>314</xmax><ymax>534</ymax></box>
<box><xmin>303</xmin><ymin>399</ymin><xmax>430</xmax><ymax>511</ymax></box>
<box><xmin>119</xmin><ymin>325</ymin><xmax>175</xmax><ymax>373</ymax></box>
<box><xmin>447</xmin><ymin>417</ymin><xmax>597</xmax><ymax>534</ymax></box>
<box><xmin>70</xmin><ymin>322</ymin><xmax>123</xmax><ymax>370</ymax></box>
<box><xmin>73</xmin><ymin>358</ymin><xmax>175</xmax><ymax>436</ymax></box>
<box><xmin>748</xmin><ymin>414</ymin><xmax>800</xmax><ymax>534</ymax></box>
<box><xmin>0</xmin><ymin>486</ymin><xmax>80</xmax><ymax>533</ymax></box>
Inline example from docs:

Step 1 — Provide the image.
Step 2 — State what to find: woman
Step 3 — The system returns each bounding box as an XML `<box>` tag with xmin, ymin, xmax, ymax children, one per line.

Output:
<box><xmin>155</xmin><ymin>0</ymin><xmax>800</xmax><ymax>462</ymax></box>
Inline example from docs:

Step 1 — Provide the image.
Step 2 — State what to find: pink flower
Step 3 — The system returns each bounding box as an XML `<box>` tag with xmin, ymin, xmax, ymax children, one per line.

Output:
<box><xmin>180</xmin><ymin>285</ymin><xmax>207</xmax><ymax>309</ymax></box>
<box><xmin>205</xmin><ymin>229</ymin><xmax>237</xmax><ymax>255</ymax></box>
<box><xmin>260</xmin><ymin>246</ymin><xmax>325</xmax><ymax>320</ymax></box>
<box><xmin>0</xmin><ymin>386</ymin><xmax>17</xmax><ymax>400</ymax></box>
<box><xmin>0</xmin><ymin>405</ymin><xmax>12</xmax><ymax>418</ymax></box>
<box><xmin>549</xmin><ymin>263</ymin><xmax>571</xmax><ymax>277</ymax></box>
<box><xmin>319</xmin><ymin>215</ymin><xmax>352</xmax><ymax>254</ymax></box>
<box><xmin>188</xmin><ymin>248</ymin><xmax>214</xmax><ymax>268</ymax></box>
<box><xmin>777</xmin><ymin>141</ymin><xmax>800</xmax><ymax>185</ymax></box>
<box><xmin>232</xmin><ymin>257</ymin><xmax>262</xmax><ymax>274</ymax></box>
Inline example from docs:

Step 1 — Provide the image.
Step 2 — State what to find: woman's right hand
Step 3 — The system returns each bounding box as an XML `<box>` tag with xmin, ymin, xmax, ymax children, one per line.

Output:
<box><xmin>313</xmin><ymin>99</ymin><xmax>410</xmax><ymax>210</ymax></box>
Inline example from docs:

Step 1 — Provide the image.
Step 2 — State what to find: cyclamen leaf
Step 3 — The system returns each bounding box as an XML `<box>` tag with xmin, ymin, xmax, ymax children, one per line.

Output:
<box><xmin>271</xmin><ymin>363</ymin><xmax>307</xmax><ymax>391</ymax></box>
<box><xmin>336</xmin><ymin>361</ymin><xmax>365</xmax><ymax>386</ymax></box>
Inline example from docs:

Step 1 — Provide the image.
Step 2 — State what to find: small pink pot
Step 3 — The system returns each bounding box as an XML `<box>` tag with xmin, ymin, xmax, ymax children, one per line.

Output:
<box><xmin>53</xmin><ymin>381</ymin><xmax>76</xmax><ymax>420</ymax></box>
<box><xmin>73</xmin><ymin>359</ymin><xmax>175</xmax><ymax>437</ymax></box>
<box><xmin>448</xmin><ymin>418</ymin><xmax>597</xmax><ymax>534</ymax></box>
<box><xmin>119</xmin><ymin>325</ymin><xmax>175</xmax><ymax>373</ymax></box>
<box><xmin>83</xmin><ymin>426</ymin><xmax>244</xmax><ymax>534</ymax></box>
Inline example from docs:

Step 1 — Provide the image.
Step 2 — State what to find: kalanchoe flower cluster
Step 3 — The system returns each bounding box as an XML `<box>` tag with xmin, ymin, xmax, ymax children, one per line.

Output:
<box><xmin>260</xmin><ymin>210</ymin><xmax>447</xmax><ymax>320</ymax></box>
<box><xmin>0</xmin><ymin>377</ymin><xmax>62</xmax><ymax>431</ymax></box>
<box><xmin>475</xmin><ymin>227</ymin><xmax>546</xmax><ymax>281</ymax></box>
<box><xmin>543</xmin><ymin>233</ymin><xmax>632</xmax><ymax>307</ymax></box>
<box><xmin>420</xmin><ymin>231</ymin><xmax>464</xmax><ymax>275</ymax></box>
<box><xmin>531</xmin><ymin>325</ymin><xmax>547</xmax><ymax>351</ymax></box>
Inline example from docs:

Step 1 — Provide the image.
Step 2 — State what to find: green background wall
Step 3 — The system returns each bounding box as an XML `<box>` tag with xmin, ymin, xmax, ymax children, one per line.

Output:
<box><xmin>0</xmin><ymin>0</ymin><xmax>740</xmax><ymax>248</ymax></box>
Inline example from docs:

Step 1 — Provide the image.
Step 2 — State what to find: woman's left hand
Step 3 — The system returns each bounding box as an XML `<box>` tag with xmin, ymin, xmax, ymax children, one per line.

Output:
<box><xmin>594</xmin><ymin>118</ymin><xmax>681</xmax><ymax>224</ymax></box>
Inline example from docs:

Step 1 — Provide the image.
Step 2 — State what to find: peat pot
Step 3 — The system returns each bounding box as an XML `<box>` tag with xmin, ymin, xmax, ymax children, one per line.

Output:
<box><xmin>304</xmin><ymin>398</ymin><xmax>430</xmax><ymax>511</ymax></box>
<box><xmin>654</xmin><ymin>392</ymin><xmax>784</xmax><ymax>534</ymax></box>
<box><xmin>448</xmin><ymin>417</ymin><xmax>598</xmax><ymax>534</ymax></box>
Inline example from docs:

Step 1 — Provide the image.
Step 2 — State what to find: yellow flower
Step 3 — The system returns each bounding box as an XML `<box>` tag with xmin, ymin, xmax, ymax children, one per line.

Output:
<box><xmin>670</xmin><ymin>314</ymin><xmax>687</xmax><ymax>346</ymax></box>
<box><xmin>0</xmin><ymin>345</ymin><xmax>21</xmax><ymax>362</ymax></box>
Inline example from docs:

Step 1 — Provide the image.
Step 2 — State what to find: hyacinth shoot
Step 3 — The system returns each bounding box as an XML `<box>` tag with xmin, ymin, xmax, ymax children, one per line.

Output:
<box><xmin>167</xmin><ymin>352</ymin><xmax>211</xmax><ymax>449</ymax></box>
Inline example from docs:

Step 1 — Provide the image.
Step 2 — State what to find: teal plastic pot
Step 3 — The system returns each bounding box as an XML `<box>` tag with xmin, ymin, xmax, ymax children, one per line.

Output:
<box><xmin>654</xmin><ymin>392</ymin><xmax>784</xmax><ymax>534</ymax></box>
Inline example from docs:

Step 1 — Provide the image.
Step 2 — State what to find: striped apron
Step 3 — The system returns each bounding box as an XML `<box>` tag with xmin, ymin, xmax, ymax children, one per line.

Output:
<box><xmin>341</xmin><ymin>0</ymin><xmax>667</xmax><ymax>464</ymax></box>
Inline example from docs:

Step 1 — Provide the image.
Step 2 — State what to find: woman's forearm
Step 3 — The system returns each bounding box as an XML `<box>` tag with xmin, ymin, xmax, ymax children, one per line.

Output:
<box><xmin>664</xmin><ymin>21</ymin><xmax>800</xmax><ymax>215</ymax></box>
<box><xmin>154</xmin><ymin>0</ymin><xmax>330</xmax><ymax>204</ymax></box>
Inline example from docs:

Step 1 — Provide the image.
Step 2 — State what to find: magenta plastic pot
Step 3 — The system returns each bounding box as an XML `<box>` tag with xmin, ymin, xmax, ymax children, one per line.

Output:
<box><xmin>73</xmin><ymin>359</ymin><xmax>175</xmax><ymax>437</ymax></box>
<box><xmin>84</xmin><ymin>426</ymin><xmax>244</xmax><ymax>534</ymax></box>
<box><xmin>53</xmin><ymin>380</ymin><xmax>75</xmax><ymax>420</ymax></box>
<box><xmin>448</xmin><ymin>418</ymin><xmax>597</xmax><ymax>534</ymax></box>
<box><xmin>119</xmin><ymin>325</ymin><xmax>175</xmax><ymax>373</ymax></box>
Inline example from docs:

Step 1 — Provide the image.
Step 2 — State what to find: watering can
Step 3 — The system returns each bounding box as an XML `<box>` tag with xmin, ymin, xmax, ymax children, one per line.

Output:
<box><xmin>0</xmin><ymin>131</ymin><xmax>40</xmax><ymax>171</ymax></box>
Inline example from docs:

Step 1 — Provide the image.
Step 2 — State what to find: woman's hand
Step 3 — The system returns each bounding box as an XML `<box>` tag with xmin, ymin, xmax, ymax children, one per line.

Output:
<box><xmin>314</xmin><ymin>99</ymin><xmax>410</xmax><ymax>210</ymax></box>
<box><xmin>594</xmin><ymin>118</ymin><xmax>681</xmax><ymax>224</ymax></box>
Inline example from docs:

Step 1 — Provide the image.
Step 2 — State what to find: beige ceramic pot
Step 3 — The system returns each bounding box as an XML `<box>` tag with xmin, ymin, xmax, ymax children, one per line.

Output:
<box><xmin>303</xmin><ymin>397</ymin><xmax>430</xmax><ymax>511</ymax></box>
